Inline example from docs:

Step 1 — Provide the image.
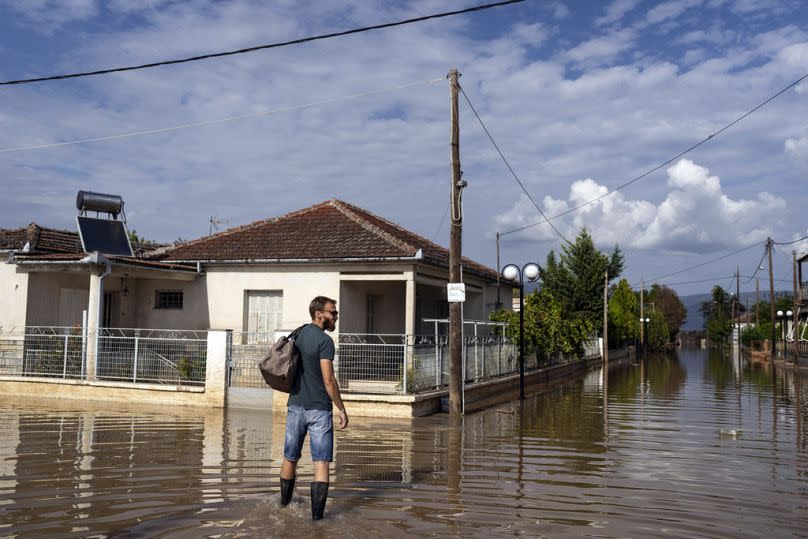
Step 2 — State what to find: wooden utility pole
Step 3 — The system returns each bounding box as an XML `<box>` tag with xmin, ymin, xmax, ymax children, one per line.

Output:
<box><xmin>736</xmin><ymin>266</ymin><xmax>741</xmax><ymax>350</ymax></box>
<box><xmin>793</xmin><ymin>251</ymin><xmax>799</xmax><ymax>361</ymax></box>
<box><xmin>768</xmin><ymin>238</ymin><xmax>776</xmax><ymax>361</ymax></box>
<box><xmin>496</xmin><ymin>232</ymin><xmax>501</xmax><ymax>309</ymax></box>
<box><xmin>448</xmin><ymin>68</ymin><xmax>463</xmax><ymax>416</ymax></box>
<box><xmin>755</xmin><ymin>277</ymin><xmax>760</xmax><ymax>325</ymax></box>
<box><xmin>640</xmin><ymin>278</ymin><xmax>645</xmax><ymax>350</ymax></box>
<box><xmin>603</xmin><ymin>271</ymin><xmax>609</xmax><ymax>364</ymax></box>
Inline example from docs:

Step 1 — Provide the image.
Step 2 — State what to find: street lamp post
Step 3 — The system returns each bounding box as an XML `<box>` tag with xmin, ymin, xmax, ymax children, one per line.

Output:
<box><xmin>777</xmin><ymin>309</ymin><xmax>794</xmax><ymax>359</ymax></box>
<box><xmin>639</xmin><ymin>317</ymin><xmax>650</xmax><ymax>356</ymax></box>
<box><xmin>502</xmin><ymin>262</ymin><xmax>540</xmax><ymax>400</ymax></box>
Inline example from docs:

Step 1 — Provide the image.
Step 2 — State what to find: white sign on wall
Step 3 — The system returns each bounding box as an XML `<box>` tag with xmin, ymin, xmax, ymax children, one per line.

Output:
<box><xmin>447</xmin><ymin>283</ymin><xmax>466</xmax><ymax>303</ymax></box>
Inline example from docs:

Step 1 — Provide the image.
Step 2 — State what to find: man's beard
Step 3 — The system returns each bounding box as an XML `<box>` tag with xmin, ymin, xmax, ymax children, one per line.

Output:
<box><xmin>324</xmin><ymin>318</ymin><xmax>336</xmax><ymax>332</ymax></box>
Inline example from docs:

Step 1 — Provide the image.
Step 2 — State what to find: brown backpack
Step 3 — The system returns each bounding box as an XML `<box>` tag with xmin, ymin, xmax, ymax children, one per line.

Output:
<box><xmin>258</xmin><ymin>324</ymin><xmax>306</xmax><ymax>392</ymax></box>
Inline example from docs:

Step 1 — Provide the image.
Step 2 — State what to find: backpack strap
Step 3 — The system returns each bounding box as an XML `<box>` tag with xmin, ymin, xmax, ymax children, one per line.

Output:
<box><xmin>288</xmin><ymin>324</ymin><xmax>307</xmax><ymax>342</ymax></box>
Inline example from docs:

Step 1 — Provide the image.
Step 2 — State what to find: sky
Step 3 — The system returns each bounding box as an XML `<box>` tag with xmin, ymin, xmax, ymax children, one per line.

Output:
<box><xmin>0</xmin><ymin>0</ymin><xmax>806</xmax><ymax>297</ymax></box>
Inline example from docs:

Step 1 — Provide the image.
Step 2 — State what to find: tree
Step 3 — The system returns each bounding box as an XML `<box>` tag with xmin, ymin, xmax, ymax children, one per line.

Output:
<box><xmin>700</xmin><ymin>285</ymin><xmax>732</xmax><ymax>344</ymax></box>
<box><xmin>539</xmin><ymin>229</ymin><xmax>624</xmax><ymax>332</ymax></box>
<box><xmin>647</xmin><ymin>284</ymin><xmax>687</xmax><ymax>340</ymax></box>
<box><xmin>608</xmin><ymin>279</ymin><xmax>639</xmax><ymax>347</ymax></box>
<box><xmin>647</xmin><ymin>309</ymin><xmax>670</xmax><ymax>349</ymax></box>
<box><xmin>491</xmin><ymin>288</ymin><xmax>594</xmax><ymax>363</ymax></box>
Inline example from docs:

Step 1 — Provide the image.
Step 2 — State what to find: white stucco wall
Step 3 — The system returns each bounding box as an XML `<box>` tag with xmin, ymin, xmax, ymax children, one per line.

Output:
<box><xmin>133</xmin><ymin>277</ymin><xmax>209</xmax><ymax>330</ymax></box>
<box><xmin>0</xmin><ymin>254</ymin><xmax>28</xmax><ymax>332</ymax></box>
<box><xmin>204</xmin><ymin>264</ymin><xmax>344</xmax><ymax>331</ymax></box>
<box><xmin>25</xmin><ymin>271</ymin><xmax>90</xmax><ymax>327</ymax></box>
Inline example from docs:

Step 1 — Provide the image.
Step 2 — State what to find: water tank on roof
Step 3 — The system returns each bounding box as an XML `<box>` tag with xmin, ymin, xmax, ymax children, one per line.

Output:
<box><xmin>76</xmin><ymin>190</ymin><xmax>124</xmax><ymax>219</ymax></box>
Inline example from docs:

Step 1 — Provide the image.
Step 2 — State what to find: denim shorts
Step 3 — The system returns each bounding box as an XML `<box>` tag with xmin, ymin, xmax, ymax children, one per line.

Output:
<box><xmin>283</xmin><ymin>405</ymin><xmax>334</xmax><ymax>462</ymax></box>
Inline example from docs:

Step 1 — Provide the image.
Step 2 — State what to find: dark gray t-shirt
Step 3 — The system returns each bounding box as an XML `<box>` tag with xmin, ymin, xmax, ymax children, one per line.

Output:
<box><xmin>287</xmin><ymin>323</ymin><xmax>336</xmax><ymax>411</ymax></box>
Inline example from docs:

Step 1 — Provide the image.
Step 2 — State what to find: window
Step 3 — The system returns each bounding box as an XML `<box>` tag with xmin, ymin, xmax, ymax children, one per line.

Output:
<box><xmin>155</xmin><ymin>290</ymin><xmax>183</xmax><ymax>310</ymax></box>
<box><xmin>57</xmin><ymin>288</ymin><xmax>89</xmax><ymax>327</ymax></box>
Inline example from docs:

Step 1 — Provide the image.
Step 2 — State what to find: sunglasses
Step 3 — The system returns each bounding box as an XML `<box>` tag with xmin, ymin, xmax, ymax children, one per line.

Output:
<box><xmin>320</xmin><ymin>309</ymin><xmax>338</xmax><ymax>316</ymax></box>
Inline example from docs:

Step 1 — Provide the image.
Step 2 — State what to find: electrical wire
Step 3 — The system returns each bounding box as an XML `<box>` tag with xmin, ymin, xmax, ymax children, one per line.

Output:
<box><xmin>743</xmin><ymin>243</ymin><xmax>769</xmax><ymax>284</ymax></box>
<box><xmin>0</xmin><ymin>77</ymin><xmax>443</xmax><ymax>153</ymax></box>
<box><xmin>647</xmin><ymin>276</ymin><xmax>734</xmax><ymax>287</ymax></box>
<box><xmin>431</xmin><ymin>202</ymin><xmax>451</xmax><ymax>244</ymax></box>
<box><xmin>629</xmin><ymin>241</ymin><xmax>763</xmax><ymax>288</ymax></box>
<box><xmin>501</xmin><ymin>70</ymin><xmax>808</xmax><ymax>236</ymax></box>
<box><xmin>774</xmin><ymin>233</ymin><xmax>808</xmax><ymax>246</ymax></box>
<box><xmin>0</xmin><ymin>0</ymin><xmax>526</xmax><ymax>87</ymax></box>
<box><xmin>459</xmin><ymin>84</ymin><xmax>570</xmax><ymax>244</ymax></box>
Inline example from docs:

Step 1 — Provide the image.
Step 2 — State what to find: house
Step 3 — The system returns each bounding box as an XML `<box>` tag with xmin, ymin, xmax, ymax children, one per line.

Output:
<box><xmin>796</xmin><ymin>252</ymin><xmax>808</xmax><ymax>342</ymax></box>
<box><xmin>3</xmin><ymin>199</ymin><xmax>510</xmax><ymax>341</ymax></box>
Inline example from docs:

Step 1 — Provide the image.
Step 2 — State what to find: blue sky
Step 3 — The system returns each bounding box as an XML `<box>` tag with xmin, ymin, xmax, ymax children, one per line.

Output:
<box><xmin>0</xmin><ymin>0</ymin><xmax>806</xmax><ymax>296</ymax></box>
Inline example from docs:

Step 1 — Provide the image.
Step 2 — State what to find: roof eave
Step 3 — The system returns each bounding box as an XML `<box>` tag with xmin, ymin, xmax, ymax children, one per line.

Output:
<box><xmin>160</xmin><ymin>250</ymin><xmax>424</xmax><ymax>266</ymax></box>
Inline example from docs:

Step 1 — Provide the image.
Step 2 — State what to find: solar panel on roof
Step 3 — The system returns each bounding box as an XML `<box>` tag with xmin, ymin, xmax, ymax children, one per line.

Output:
<box><xmin>76</xmin><ymin>216</ymin><xmax>133</xmax><ymax>256</ymax></box>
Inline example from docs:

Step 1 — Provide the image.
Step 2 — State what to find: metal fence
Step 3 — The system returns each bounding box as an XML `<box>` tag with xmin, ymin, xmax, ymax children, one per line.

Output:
<box><xmin>229</xmin><ymin>330</ymin><xmax>286</xmax><ymax>388</ymax></box>
<box><xmin>0</xmin><ymin>326</ymin><xmax>85</xmax><ymax>379</ymax></box>
<box><xmin>96</xmin><ymin>328</ymin><xmax>207</xmax><ymax>385</ymax></box>
<box><xmin>222</xmin><ymin>327</ymin><xmax>601</xmax><ymax>396</ymax></box>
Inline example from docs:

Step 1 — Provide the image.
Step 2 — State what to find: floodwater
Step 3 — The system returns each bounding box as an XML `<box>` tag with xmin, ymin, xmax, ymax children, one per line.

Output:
<box><xmin>2</xmin><ymin>349</ymin><xmax>808</xmax><ymax>538</ymax></box>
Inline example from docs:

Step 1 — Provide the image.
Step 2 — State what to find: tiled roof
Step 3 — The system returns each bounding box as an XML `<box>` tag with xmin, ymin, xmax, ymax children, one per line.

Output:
<box><xmin>0</xmin><ymin>223</ymin><xmax>81</xmax><ymax>254</ymax></box>
<box><xmin>13</xmin><ymin>252</ymin><xmax>197</xmax><ymax>272</ymax></box>
<box><xmin>155</xmin><ymin>199</ymin><xmax>500</xmax><ymax>281</ymax></box>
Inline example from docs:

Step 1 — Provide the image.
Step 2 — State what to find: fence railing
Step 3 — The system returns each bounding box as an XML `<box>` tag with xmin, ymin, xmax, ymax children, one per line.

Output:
<box><xmin>228</xmin><ymin>330</ymin><xmax>293</xmax><ymax>388</ymax></box>
<box><xmin>224</xmin><ymin>329</ymin><xmax>601</xmax><ymax>396</ymax></box>
<box><xmin>96</xmin><ymin>328</ymin><xmax>207</xmax><ymax>385</ymax></box>
<box><xmin>0</xmin><ymin>326</ymin><xmax>85</xmax><ymax>379</ymax></box>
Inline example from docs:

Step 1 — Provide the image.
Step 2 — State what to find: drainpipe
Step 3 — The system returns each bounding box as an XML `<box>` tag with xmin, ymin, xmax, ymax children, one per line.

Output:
<box><xmin>85</xmin><ymin>252</ymin><xmax>110</xmax><ymax>380</ymax></box>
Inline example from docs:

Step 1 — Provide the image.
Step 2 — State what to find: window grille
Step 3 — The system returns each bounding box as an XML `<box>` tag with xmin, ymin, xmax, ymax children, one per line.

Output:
<box><xmin>155</xmin><ymin>290</ymin><xmax>183</xmax><ymax>310</ymax></box>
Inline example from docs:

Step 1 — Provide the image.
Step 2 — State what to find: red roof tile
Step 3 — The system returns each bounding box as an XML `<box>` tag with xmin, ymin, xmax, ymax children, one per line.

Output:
<box><xmin>155</xmin><ymin>199</ymin><xmax>499</xmax><ymax>281</ymax></box>
<box><xmin>0</xmin><ymin>223</ymin><xmax>81</xmax><ymax>253</ymax></box>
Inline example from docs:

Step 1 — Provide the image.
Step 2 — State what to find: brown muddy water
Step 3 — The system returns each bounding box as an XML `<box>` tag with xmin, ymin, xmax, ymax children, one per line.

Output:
<box><xmin>1</xmin><ymin>348</ymin><xmax>808</xmax><ymax>538</ymax></box>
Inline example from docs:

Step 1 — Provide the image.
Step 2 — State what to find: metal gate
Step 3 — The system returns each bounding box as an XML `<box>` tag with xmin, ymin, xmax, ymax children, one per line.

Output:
<box><xmin>227</xmin><ymin>330</ymin><xmax>276</xmax><ymax>409</ymax></box>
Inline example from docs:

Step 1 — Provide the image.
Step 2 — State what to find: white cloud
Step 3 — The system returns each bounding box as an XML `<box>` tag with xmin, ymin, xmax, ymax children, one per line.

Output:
<box><xmin>495</xmin><ymin>160</ymin><xmax>786</xmax><ymax>254</ymax></box>
<box><xmin>550</xmin><ymin>2</ymin><xmax>570</xmax><ymax>19</ymax></box>
<box><xmin>564</xmin><ymin>28</ymin><xmax>636</xmax><ymax>65</ymax></box>
<box><xmin>785</xmin><ymin>136</ymin><xmax>808</xmax><ymax>167</ymax></box>
<box><xmin>791</xmin><ymin>229</ymin><xmax>808</xmax><ymax>256</ymax></box>
<box><xmin>0</xmin><ymin>0</ymin><xmax>806</xmax><ymax>289</ymax></box>
<box><xmin>596</xmin><ymin>0</ymin><xmax>643</xmax><ymax>26</ymax></box>
<box><xmin>2</xmin><ymin>0</ymin><xmax>97</xmax><ymax>32</ymax></box>
<box><xmin>646</xmin><ymin>0</ymin><xmax>703</xmax><ymax>24</ymax></box>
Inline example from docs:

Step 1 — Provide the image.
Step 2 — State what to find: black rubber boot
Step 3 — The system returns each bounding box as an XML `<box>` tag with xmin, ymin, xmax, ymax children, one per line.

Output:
<box><xmin>310</xmin><ymin>481</ymin><xmax>329</xmax><ymax>520</ymax></box>
<box><xmin>280</xmin><ymin>476</ymin><xmax>295</xmax><ymax>507</ymax></box>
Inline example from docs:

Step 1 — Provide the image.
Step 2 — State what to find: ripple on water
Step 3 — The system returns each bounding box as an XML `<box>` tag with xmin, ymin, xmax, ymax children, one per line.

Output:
<box><xmin>1</xmin><ymin>350</ymin><xmax>808</xmax><ymax>537</ymax></box>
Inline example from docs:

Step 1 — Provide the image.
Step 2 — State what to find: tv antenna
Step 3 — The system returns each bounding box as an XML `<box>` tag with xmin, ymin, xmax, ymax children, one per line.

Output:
<box><xmin>209</xmin><ymin>216</ymin><xmax>230</xmax><ymax>235</ymax></box>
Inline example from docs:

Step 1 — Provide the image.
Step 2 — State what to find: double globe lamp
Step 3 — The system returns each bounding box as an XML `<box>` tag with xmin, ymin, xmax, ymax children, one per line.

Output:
<box><xmin>502</xmin><ymin>262</ymin><xmax>540</xmax><ymax>400</ymax></box>
<box><xmin>776</xmin><ymin>309</ymin><xmax>793</xmax><ymax>356</ymax></box>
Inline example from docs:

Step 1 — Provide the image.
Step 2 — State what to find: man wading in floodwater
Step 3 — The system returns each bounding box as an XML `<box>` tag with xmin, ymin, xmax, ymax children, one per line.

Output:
<box><xmin>280</xmin><ymin>296</ymin><xmax>349</xmax><ymax>520</ymax></box>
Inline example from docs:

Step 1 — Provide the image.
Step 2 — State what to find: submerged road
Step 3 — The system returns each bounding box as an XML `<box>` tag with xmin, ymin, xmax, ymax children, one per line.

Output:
<box><xmin>1</xmin><ymin>347</ymin><xmax>806</xmax><ymax>537</ymax></box>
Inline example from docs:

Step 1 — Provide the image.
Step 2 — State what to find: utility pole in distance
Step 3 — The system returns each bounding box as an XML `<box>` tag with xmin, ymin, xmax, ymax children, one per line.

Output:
<box><xmin>736</xmin><ymin>266</ymin><xmax>741</xmax><ymax>351</ymax></box>
<box><xmin>603</xmin><ymin>270</ymin><xmax>609</xmax><ymax>364</ymax></box>
<box><xmin>640</xmin><ymin>278</ymin><xmax>645</xmax><ymax>349</ymax></box>
<box><xmin>768</xmin><ymin>238</ymin><xmax>776</xmax><ymax>361</ymax></box>
<box><xmin>448</xmin><ymin>68</ymin><xmax>463</xmax><ymax>416</ymax></box>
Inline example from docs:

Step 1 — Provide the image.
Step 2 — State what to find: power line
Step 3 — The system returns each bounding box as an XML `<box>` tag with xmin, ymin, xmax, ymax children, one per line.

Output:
<box><xmin>743</xmin><ymin>243</ymin><xmax>768</xmax><ymax>284</ymax></box>
<box><xmin>501</xmin><ymin>70</ymin><xmax>808</xmax><ymax>236</ymax></box>
<box><xmin>650</xmin><ymin>276</ymin><xmax>734</xmax><ymax>287</ymax></box>
<box><xmin>431</xmin><ymin>202</ymin><xmax>451</xmax><ymax>244</ymax></box>
<box><xmin>0</xmin><ymin>77</ymin><xmax>443</xmax><ymax>153</ymax></box>
<box><xmin>629</xmin><ymin>241</ymin><xmax>763</xmax><ymax>288</ymax></box>
<box><xmin>0</xmin><ymin>0</ymin><xmax>526</xmax><ymax>87</ymax></box>
<box><xmin>774</xmin><ymin>233</ymin><xmax>808</xmax><ymax>246</ymax></box>
<box><xmin>459</xmin><ymin>85</ymin><xmax>570</xmax><ymax>244</ymax></box>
